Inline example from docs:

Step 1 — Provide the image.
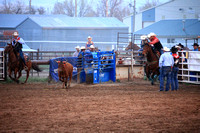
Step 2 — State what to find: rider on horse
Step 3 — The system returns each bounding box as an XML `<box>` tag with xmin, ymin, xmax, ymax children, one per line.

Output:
<box><xmin>148</xmin><ymin>32</ymin><xmax>163</xmax><ymax>56</ymax></box>
<box><xmin>12</xmin><ymin>32</ymin><xmax>28</xmax><ymax>70</ymax></box>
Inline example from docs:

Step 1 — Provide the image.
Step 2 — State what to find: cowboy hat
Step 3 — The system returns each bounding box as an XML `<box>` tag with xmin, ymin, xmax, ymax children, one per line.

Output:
<box><xmin>140</xmin><ymin>35</ymin><xmax>147</xmax><ymax>40</ymax></box>
<box><xmin>163</xmin><ymin>47</ymin><xmax>170</xmax><ymax>52</ymax></box>
<box><xmin>175</xmin><ymin>45</ymin><xmax>181</xmax><ymax>49</ymax></box>
<box><xmin>13</xmin><ymin>32</ymin><xmax>19</xmax><ymax>36</ymax></box>
<box><xmin>75</xmin><ymin>46</ymin><xmax>80</xmax><ymax>49</ymax></box>
<box><xmin>147</xmin><ymin>32</ymin><xmax>156</xmax><ymax>38</ymax></box>
<box><xmin>192</xmin><ymin>43</ymin><xmax>199</xmax><ymax>46</ymax></box>
<box><xmin>90</xmin><ymin>45</ymin><xmax>95</xmax><ymax>49</ymax></box>
<box><xmin>80</xmin><ymin>46</ymin><xmax>86</xmax><ymax>50</ymax></box>
<box><xmin>87</xmin><ymin>36</ymin><xmax>92</xmax><ymax>39</ymax></box>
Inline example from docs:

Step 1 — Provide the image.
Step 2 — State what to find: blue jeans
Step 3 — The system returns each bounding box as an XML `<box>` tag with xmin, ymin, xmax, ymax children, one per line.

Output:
<box><xmin>19</xmin><ymin>50</ymin><xmax>26</xmax><ymax>65</ymax></box>
<box><xmin>160</xmin><ymin>66</ymin><xmax>172</xmax><ymax>91</ymax></box>
<box><xmin>171</xmin><ymin>67</ymin><xmax>179</xmax><ymax>90</ymax></box>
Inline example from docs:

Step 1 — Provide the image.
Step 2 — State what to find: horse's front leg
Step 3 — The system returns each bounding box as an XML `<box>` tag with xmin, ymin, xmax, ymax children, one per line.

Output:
<box><xmin>14</xmin><ymin>68</ymin><xmax>19</xmax><ymax>83</ymax></box>
<box><xmin>8</xmin><ymin>69</ymin><xmax>16</xmax><ymax>82</ymax></box>
<box><xmin>145</xmin><ymin>65</ymin><xmax>150</xmax><ymax>80</ymax></box>
<box><xmin>16</xmin><ymin>70</ymin><xmax>22</xmax><ymax>80</ymax></box>
<box><xmin>150</xmin><ymin>68</ymin><xmax>159</xmax><ymax>85</ymax></box>
<box><xmin>23</xmin><ymin>70</ymin><xmax>29</xmax><ymax>84</ymax></box>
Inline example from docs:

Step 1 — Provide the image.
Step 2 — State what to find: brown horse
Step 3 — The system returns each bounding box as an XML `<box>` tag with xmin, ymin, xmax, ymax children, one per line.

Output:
<box><xmin>142</xmin><ymin>44</ymin><xmax>160</xmax><ymax>85</ymax></box>
<box><xmin>125</xmin><ymin>42</ymin><xmax>140</xmax><ymax>51</ymax></box>
<box><xmin>56</xmin><ymin>61</ymin><xmax>73</xmax><ymax>89</ymax></box>
<box><xmin>4</xmin><ymin>43</ymin><xmax>41</xmax><ymax>83</ymax></box>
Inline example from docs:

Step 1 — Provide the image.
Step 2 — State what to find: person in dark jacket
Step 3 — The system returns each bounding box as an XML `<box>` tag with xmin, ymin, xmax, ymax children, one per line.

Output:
<box><xmin>171</xmin><ymin>46</ymin><xmax>180</xmax><ymax>91</ymax></box>
<box><xmin>148</xmin><ymin>32</ymin><xmax>163</xmax><ymax>55</ymax></box>
<box><xmin>12</xmin><ymin>32</ymin><xmax>28</xmax><ymax>70</ymax></box>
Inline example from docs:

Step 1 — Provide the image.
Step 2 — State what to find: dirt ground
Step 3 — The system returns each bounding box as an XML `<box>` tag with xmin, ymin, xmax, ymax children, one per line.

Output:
<box><xmin>0</xmin><ymin>79</ymin><xmax>200</xmax><ymax>132</ymax></box>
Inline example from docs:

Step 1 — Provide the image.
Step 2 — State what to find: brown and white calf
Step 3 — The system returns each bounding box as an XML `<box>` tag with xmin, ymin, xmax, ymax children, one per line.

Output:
<box><xmin>56</xmin><ymin>61</ymin><xmax>73</xmax><ymax>89</ymax></box>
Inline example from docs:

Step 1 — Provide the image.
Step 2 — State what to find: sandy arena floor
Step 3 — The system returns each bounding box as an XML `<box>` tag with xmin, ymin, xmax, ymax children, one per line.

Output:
<box><xmin>0</xmin><ymin>79</ymin><xmax>200</xmax><ymax>132</ymax></box>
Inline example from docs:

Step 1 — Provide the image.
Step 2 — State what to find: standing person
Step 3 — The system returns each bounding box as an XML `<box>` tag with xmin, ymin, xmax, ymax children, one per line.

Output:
<box><xmin>85</xmin><ymin>36</ymin><xmax>94</xmax><ymax>50</ymax></box>
<box><xmin>148</xmin><ymin>32</ymin><xmax>163</xmax><ymax>55</ymax></box>
<box><xmin>159</xmin><ymin>47</ymin><xmax>174</xmax><ymax>91</ymax></box>
<box><xmin>192</xmin><ymin>43</ymin><xmax>199</xmax><ymax>51</ymax></box>
<box><xmin>12</xmin><ymin>32</ymin><xmax>28</xmax><ymax>70</ymax></box>
<box><xmin>73</xmin><ymin>46</ymin><xmax>80</xmax><ymax>57</ymax></box>
<box><xmin>171</xmin><ymin>46</ymin><xmax>180</xmax><ymax>91</ymax></box>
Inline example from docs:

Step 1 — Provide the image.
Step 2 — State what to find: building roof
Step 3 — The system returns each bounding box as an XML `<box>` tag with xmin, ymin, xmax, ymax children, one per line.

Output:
<box><xmin>0</xmin><ymin>14</ymin><xmax>128</xmax><ymax>29</ymax></box>
<box><xmin>29</xmin><ymin>16</ymin><xmax>127</xmax><ymax>29</ymax></box>
<box><xmin>134</xmin><ymin>19</ymin><xmax>200</xmax><ymax>37</ymax></box>
<box><xmin>0</xmin><ymin>14</ymin><xmax>28</xmax><ymax>28</ymax></box>
<box><xmin>123</xmin><ymin>0</ymin><xmax>174</xmax><ymax>19</ymax></box>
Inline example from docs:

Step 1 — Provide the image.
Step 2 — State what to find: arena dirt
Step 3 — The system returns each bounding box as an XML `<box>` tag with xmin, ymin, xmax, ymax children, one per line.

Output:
<box><xmin>0</xmin><ymin>79</ymin><xmax>200</xmax><ymax>132</ymax></box>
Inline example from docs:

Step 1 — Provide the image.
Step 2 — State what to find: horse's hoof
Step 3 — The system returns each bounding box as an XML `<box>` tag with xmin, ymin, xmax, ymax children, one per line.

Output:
<box><xmin>16</xmin><ymin>80</ymin><xmax>20</xmax><ymax>84</ymax></box>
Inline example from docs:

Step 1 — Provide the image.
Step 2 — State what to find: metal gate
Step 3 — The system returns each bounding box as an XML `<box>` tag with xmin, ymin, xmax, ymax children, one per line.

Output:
<box><xmin>178</xmin><ymin>51</ymin><xmax>200</xmax><ymax>84</ymax></box>
<box><xmin>0</xmin><ymin>49</ymin><xmax>6</xmax><ymax>81</ymax></box>
<box><xmin>117</xmin><ymin>32</ymin><xmax>133</xmax><ymax>51</ymax></box>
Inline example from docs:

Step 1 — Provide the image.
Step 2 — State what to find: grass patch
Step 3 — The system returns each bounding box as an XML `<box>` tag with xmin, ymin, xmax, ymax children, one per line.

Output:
<box><xmin>0</xmin><ymin>77</ymin><xmax>49</xmax><ymax>84</ymax></box>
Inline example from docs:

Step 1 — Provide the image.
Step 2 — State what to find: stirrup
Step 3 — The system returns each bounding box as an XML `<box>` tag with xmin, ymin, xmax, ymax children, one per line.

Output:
<box><xmin>24</xmin><ymin>66</ymin><xmax>28</xmax><ymax>70</ymax></box>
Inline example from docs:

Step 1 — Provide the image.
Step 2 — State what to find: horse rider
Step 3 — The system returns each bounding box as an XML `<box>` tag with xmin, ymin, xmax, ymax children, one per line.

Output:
<box><xmin>148</xmin><ymin>32</ymin><xmax>163</xmax><ymax>55</ymax></box>
<box><xmin>85</xmin><ymin>36</ymin><xmax>94</xmax><ymax>50</ymax></box>
<box><xmin>12</xmin><ymin>32</ymin><xmax>28</xmax><ymax>70</ymax></box>
<box><xmin>159</xmin><ymin>47</ymin><xmax>174</xmax><ymax>91</ymax></box>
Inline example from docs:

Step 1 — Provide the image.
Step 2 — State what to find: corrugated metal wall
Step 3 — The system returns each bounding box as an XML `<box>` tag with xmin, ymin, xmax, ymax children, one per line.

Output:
<box><xmin>15</xmin><ymin>18</ymin><xmax>128</xmax><ymax>51</ymax></box>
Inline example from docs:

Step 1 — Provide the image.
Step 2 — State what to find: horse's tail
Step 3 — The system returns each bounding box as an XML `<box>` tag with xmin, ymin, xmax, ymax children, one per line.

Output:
<box><xmin>32</xmin><ymin>63</ymin><xmax>42</xmax><ymax>72</ymax></box>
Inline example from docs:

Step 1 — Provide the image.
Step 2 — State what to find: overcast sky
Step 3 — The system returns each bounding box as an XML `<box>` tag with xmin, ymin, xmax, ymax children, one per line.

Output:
<box><xmin>1</xmin><ymin>0</ymin><xmax>170</xmax><ymax>13</ymax></box>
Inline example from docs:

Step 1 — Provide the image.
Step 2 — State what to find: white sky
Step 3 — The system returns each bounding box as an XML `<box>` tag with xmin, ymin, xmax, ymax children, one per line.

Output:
<box><xmin>0</xmin><ymin>0</ymin><xmax>170</xmax><ymax>13</ymax></box>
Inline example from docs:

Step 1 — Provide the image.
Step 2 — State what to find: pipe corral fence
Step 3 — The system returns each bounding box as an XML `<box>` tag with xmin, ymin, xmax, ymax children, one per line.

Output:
<box><xmin>1</xmin><ymin>47</ymin><xmax>200</xmax><ymax>84</ymax></box>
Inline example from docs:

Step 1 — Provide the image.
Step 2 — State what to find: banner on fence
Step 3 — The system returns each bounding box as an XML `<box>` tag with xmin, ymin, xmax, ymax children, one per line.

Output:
<box><xmin>49</xmin><ymin>57</ymin><xmax>77</xmax><ymax>82</ymax></box>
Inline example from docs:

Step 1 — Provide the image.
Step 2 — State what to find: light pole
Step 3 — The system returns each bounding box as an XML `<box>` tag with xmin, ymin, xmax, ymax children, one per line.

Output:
<box><xmin>75</xmin><ymin>0</ymin><xmax>77</xmax><ymax>17</ymax></box>
<box><xmin>129</xmin><ymin>0</ymin><xmax>136</xmax><ymax>33</ymax></box>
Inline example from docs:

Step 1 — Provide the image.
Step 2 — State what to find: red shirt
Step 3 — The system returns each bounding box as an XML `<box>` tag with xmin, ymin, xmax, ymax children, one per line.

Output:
<box><xmin>149</xmin><ymin>36</ymin><xmax>159</xmax><ymax>45</ymax></box>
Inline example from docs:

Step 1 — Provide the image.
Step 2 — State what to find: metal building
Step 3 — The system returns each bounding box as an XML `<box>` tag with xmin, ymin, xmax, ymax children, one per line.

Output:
<box><xmin>0</xmin><ymin>14</ymin><xmax>128</xmax><ymax>51</ymax></box>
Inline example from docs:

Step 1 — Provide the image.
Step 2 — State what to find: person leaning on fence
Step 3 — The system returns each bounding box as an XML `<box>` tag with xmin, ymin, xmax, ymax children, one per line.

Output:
<box><xmin>192</xmin><ymin>43</ymin><xmax>199</xmax><ymax>51</ymax></box>
<box><xmin>73</xmin><ymin>46</ymin><xmax>80</xmax><ymax>57</ymax></box>
<box><xmin>78</xmin><ymin>46</ymin><xmax>86</xmax><ymax>57</ymax></box>
<box><xmin>85</xmin><ymin>36</ymin><xmax>94</xmax><ymax>50</ymax></box>
<box><xmin>159</xmin><ymin>47</ymin><xmax>174</xmax><ymax>91</ymax></box>
<box><xmin>12</xmin><ymin>32</ymin><xmax>28</xmax><ymax>70</ymax></box>
<box><xmin>171</xmin><ymin>46</ymin><xmax>180</xmax><ymax>91</ymax></box>
<box><xmin>148</xmin><ymin>32</ymin><xmax>163</xmax><ymax>55</ymax></box>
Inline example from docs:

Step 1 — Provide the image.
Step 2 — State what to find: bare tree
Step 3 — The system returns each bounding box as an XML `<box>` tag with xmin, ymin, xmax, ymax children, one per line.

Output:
<box><xmin>78</xmin><ymin>0</ymin><xmax>92</xmax><ymax>17</ymax></box>
<box><xmin>13</xmin><ymin>0</ymin><xmax>26</xmax><ymax>14</ymax></box>
<box><xmin>37</xmin><ymin>7</ymin><xmax>45</xmax><ymax>15</ymax></box>
<box><xmin>63</xmin><ymin>0</ymin><xmax>75</xmax><ymax>17</ymax></box>
<box><xmin>0</xmin><ymin>0</ymin><xmax>14</xmax><ymax>14</ymax></box>
<box><xmin>139</xmin><ymin>0</ymin><xmax>160</xmax><ymax>11</ymax></box>
<box><xmin>52</xmin><ymin>2</ymin><xmax>65</xmax><ymax>14</ymax></box>
<box><xmin>95</xmin><ymin>0</ymin><xmax>130</xmax><ymax>21</ymax></box>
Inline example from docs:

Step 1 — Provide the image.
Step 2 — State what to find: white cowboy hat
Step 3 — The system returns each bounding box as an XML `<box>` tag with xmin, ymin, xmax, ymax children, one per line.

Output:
<box><xmin>87</xmin><ymin>36</ymin><xmax>92</xmax><ymax>39</ymax></box>
<box><xmin>175</xmin><ymin>45</ymin><xmax>181</xmax><ymax>49</ymax></box>
<box><xmin>80</xmin><ymin>46</ymin><xmax>86</xmax><ymax>50</ymax></box>
<box><xmin>13</xmin><ymin>32</ymin><xmax>19</xmax><ymax>36</ymax></box>
<box><xmin>75</xmin><ymin>46</ymin><xmax>80</xmax><ymax>49</ymax></box>
<box><xmin>90</xmin><ymin>45</ymin><xmax>95</xmax><ymax>49</ymax></box>
<box><xmin>147</xmin><ymin>32</ymin><xmax>156</xmax><ymax>38</ymax></box>
<box><xmin>140</xmin><ymin>35</ymin><xmax>147</xmax><ymax>40</ymax></box>
<box><xmin>163</xmin><ymin>47</ymin><xmax>170</xmax><ymax>52</ymax></box>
